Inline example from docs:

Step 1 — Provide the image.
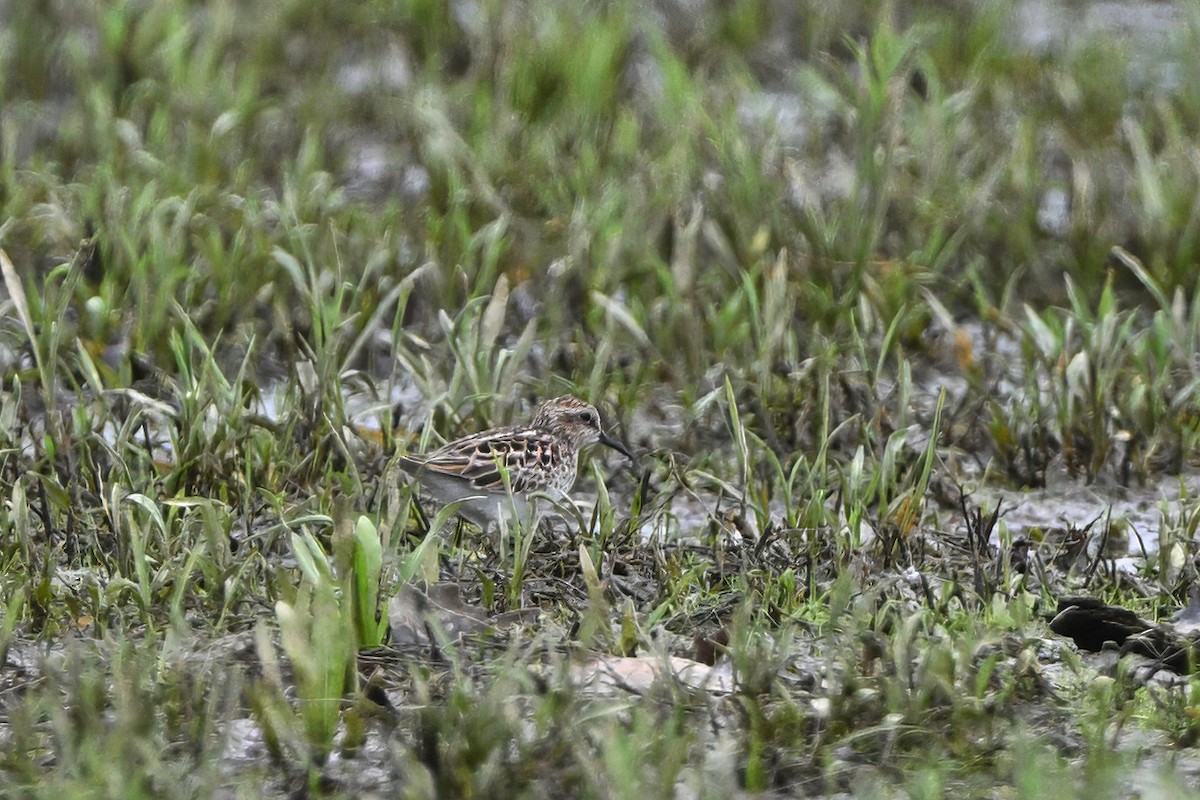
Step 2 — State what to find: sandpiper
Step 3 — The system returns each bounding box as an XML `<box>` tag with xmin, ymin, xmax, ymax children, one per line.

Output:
<box><xmin>399</xmin><ymin>396</ymin><xmax>632</xmax><ymax>529</ymax></box>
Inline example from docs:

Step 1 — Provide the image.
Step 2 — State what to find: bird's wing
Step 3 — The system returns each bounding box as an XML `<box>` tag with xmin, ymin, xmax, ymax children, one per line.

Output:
<box><xmin>401</xmin><ymin>427</ymin><xmax>561</xmax><ymax>493</ymax></box>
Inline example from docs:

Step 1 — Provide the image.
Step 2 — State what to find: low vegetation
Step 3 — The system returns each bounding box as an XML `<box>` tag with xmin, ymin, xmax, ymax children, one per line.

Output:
<box><xmin>3</xmin><ymin>1</ymin><xmax>1200</xmax><ymax>797</ymax></box>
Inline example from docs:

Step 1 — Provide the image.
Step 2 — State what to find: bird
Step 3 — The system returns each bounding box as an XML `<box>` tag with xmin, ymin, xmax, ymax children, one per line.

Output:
<box><xmin>398</xmin><ymin>396</ymin><xmax>633</xmax><ymax>530</ymax></box>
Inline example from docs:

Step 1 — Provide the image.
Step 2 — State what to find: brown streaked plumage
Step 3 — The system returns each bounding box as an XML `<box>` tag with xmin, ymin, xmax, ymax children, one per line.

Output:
<box><xmin>399</xmin><ymin>396</ymin><xmax>632</xmax><ymax>528</ymax></box>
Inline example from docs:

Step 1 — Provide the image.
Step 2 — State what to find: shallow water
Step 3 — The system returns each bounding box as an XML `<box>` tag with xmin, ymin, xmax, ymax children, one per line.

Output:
<box><xmin>969</xmin><ymin>466</ymin><xmax>1200</xmax><ymax>555</ymax></box>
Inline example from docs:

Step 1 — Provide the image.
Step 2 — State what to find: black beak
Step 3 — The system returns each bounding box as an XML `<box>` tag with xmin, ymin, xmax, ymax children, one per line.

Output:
<box><xmin>599</xmin><ymin>431</ymin><xmax>634</xmax><ymax>461</ymax></box>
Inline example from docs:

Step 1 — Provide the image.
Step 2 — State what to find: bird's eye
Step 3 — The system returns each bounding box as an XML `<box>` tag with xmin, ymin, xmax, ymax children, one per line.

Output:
<box><xmin>577</xmin><ymin>411</ymin><xmax>595</xmax><ymax>425</ymax></box>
